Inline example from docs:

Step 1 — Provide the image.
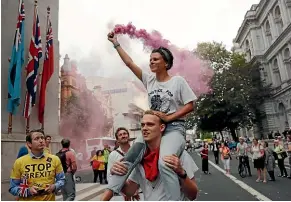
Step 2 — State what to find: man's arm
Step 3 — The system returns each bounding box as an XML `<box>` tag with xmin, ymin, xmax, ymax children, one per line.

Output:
<box><xmin>9</xmin><ymin>160</ymin><xmax>33</xmax><ymax>197</ymax></box>
<box><xmin>9</xmin><ymin>179</ymin><xmax>30</xmax><ymax>197</ymax></box>
<box><xmin>163</xmin><ymin>154</ymin><xmax>198</xmax><ymax>200</ymax></box>
<box><xmin>109</xmin><ymin>160</ymin><xmax>140</xmax><ymax>197</ymax></box>
<box><xmin>179</xmin><ymin>175</ymin><xmax>198</xmax><ymax>200</ymax></box>
<box><xmin>54</xmin><ymin>158</ymin><xmax>65</xmax><ymax>191</ymax></box>
<box><xmin>121</xmin><ymin>180</ymin><xmax>140</xmax><ymax>197</ymax></box>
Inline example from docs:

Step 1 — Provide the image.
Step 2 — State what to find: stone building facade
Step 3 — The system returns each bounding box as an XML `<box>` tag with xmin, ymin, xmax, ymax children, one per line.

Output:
<box><xmin>1</xmin><ymin>0</ymin><xmax>60</xmax><ymax>137</ymax></box>
<box><xmin>86</xmin><ymin>76</ymin><xmax>148</xmax><ymax>133</ymax></box>
<box><xmin>233</xmin><ymin>0</ymin><xmax>291</xmax><ymax>136</ymax></box>
<box><xmin>1</xmin><ymin>0</ymin><xmax>60</xmax><ymax>183</ymax></box>
<box><xmin>60</xmin><ymin>54</ymin><xmax>87</xmax><ymax>113</ymax></box>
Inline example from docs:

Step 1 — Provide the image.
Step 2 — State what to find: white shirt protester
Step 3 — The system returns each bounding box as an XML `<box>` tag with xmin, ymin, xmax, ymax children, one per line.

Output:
<box><xmin>129</xmin><ymin>151</ymin><xmax>199</xmax><ymax>201</ymax></box>
<box><xmin>107</xmin><ymin>147</ymin><xmax>128</xmax><ymax>201</ymax></box>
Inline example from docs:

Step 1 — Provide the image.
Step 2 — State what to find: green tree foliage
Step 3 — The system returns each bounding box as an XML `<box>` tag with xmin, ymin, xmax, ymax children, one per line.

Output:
<box><xmin>188</xmin><ymin>42</ymin><xmax>271</xmax><ymax>141</ymax></box>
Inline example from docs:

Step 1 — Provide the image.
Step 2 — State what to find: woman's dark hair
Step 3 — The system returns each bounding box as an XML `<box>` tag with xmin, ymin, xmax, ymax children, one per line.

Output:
<box><xmin>152</xmin><ymin>47</ymin><xmax>174</xmax><ymax>70</ymax></box>
<box><xmin>96</xmin><ymin>150</ymin><xmax>103</xmax><ymax>156</ymax></box>
<box><xmin>265</xmin><ymin>142</ymin><xmax>268</xmax><ymax>147</ymax></box>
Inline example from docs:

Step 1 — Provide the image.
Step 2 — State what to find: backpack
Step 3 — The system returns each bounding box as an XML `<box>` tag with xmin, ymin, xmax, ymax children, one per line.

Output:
<box><xmin>56</xmin><ymin>150</ymin><xmax>69</xmax><ymax>173</ymax></box>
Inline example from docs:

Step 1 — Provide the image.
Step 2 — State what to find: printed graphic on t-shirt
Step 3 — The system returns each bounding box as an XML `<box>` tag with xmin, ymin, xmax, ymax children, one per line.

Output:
<box><xmin>149</xmin><ymin>89</ymin><xmax>173</xmax><ymax>113</ymax></box>
<box><xmin>24</xmin><ymin>161</ymin><xmax>53</xmax><ymax>180</ymax></box>
<box><xmin>11</xmin><ymin>154</ymin><xmax>63</xmax><ymax>201</ymax></box>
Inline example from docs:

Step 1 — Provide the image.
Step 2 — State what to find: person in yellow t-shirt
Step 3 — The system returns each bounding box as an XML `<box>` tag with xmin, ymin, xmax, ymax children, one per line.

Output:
<box><xmin>91</xmin><ymin>150</ymin><xmax>105</xmax><ymax>184</ymax></box>
<box><xmin>9</xmin><ymin>129</ymin><xmax>65</xmax><ymax>201</ymax></box>
<box><xmin>43</xmin><ymin>135</ymin><xmax>52</xmax><ymax>154</ymax></box>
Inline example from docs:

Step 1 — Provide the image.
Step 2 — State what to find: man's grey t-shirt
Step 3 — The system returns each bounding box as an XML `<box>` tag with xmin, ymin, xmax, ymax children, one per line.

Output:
<box><xmin>128</xmin><ymin>151</ymin><xmax>199</xmax><ymax>201</ymax></box>
<box><xmin>142</xmin><ymin>71</ymin><xmax>197</xmax><ymax>116</ymax></box>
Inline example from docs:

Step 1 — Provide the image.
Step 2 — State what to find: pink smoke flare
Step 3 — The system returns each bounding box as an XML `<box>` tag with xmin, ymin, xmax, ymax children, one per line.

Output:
<box><xmin>113</xmin><ymin>22</ymin><xmax>213</xmax><ymax>96</ymax></box>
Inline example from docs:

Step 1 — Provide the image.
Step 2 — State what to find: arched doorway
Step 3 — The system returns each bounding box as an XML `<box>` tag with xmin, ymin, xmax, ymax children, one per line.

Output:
<box><xmin>278</xmin><ymin>103</ymin><xmax>289</xmax><ymax>132</ymax></box>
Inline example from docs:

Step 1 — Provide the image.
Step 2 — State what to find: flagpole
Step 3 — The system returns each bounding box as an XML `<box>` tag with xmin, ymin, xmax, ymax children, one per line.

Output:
<box><xmin>25</xmin><ymin>0</ymin><xmax>37</xmax><ymax>134</ymax></box>
<box><xmin>26</xmin><ymin>117</ymin><xmax>30</xmax><ymax>134</ymax></box>
<box><xmin>7</xmin><ymin>57</ymin><xmax>13</xmax><ymax>134</ymax></box>
<box><xmin>40</xmin><ymin>6</ymin><xmax>50</xmax><ymax>133</ymax></box>
<box><xmin>8</xmin><ymin>113</ymin><xmax>13</xmax><ymax>134</ymax></box>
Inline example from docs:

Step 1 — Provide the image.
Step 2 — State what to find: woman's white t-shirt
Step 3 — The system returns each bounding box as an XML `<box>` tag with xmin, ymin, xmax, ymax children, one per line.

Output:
<box><xmin>142</xmin><ymin>71</ymin><xmax>197</xmax><ymax>117</ymax></box>
<box><xmin>252</xmin><ymin>144</ymin><xmax>263</xmax><ymax>159</ymax></box>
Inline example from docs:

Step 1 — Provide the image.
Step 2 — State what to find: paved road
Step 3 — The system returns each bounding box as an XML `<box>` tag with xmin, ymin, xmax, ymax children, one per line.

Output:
<box><xmin>205</xmin><ymin>151</ymin><xmax>291</xmax><ymax>201</ymax></box>
<box><xmin>76</xmin><ymin>152</ymin><xmax>290</xmax><ymax>201</ymax></box>
<box><xmin>191</xmin><ymin>152</ymin><xmax>258</xmax><ymax>201</ymax></box>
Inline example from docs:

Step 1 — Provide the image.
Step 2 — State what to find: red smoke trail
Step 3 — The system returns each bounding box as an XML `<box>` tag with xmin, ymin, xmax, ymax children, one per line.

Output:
<box><xmin>60</xmin><ymin>68</ymin><xmax>113</xmax><ymax>160</ymax></box>
<box><xmin>113</xmin><ymin>22</ymin><xmax>213</xmax><ymax>96</ymax></box>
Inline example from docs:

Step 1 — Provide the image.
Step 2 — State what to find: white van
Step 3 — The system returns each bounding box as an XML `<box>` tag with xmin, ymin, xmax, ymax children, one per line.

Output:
<box><xmin>85</xmin><ymin>137</ymin><xmax>116</xmax><ymax>159</ymax></box>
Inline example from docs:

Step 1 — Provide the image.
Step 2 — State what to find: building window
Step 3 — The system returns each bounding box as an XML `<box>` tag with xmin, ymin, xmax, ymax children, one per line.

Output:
<box><xmin>245</xmin><ymin>39</ymin><xmax>251</xmax><ymax>61</ymax></box>
<box><xmin>283</xmin><ymin>47</ymin><xmax>291</xmax><ymax>79</ymax></box>
<box><xmin>274</xmin><ymin>6</ymin><xmax>284</xmax><ymax>34</ymax></box>
<box><xmin>265</xmin><ymin>20</ymin><xmax>272</xmax><ymax>45</ymax></box>
<box><xmin>262</xmin><ymin>66</ymin><xmax>269</xmax><ymax>84</ymax></box>
<box><xmin>272</xmin><ymin>58</ymin><xmax>282</xmax><ymax>86</ymax></box>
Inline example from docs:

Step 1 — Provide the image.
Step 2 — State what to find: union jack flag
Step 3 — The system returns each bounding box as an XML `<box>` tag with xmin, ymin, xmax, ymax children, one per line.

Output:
<box><xmin>23</xmin><ymin>4</ymin><xmax>42</xmax><ymax>118</ymax></box>
<box><xmin>19</xmin><ymin>174</ymin><xmax>29</xmax><ymax>197</ymax></box>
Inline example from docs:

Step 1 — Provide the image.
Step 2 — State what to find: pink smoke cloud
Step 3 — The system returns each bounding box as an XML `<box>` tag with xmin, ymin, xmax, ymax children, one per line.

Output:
<box><xmin>112</xmin><ymin>22</ymin><xmax>214</xmax><ymax>96</ymax></box>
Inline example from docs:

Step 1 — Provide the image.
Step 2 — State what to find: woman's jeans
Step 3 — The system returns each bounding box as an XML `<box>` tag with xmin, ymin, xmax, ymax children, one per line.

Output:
<box><xmin>107</xmin><ymin>121</ymin><xmax>186</xmax><ymax>201</ymax></box>
<box><xmin>278</xmin><ymin>158</ymin><xmax>288</xmax><ymax>176</ymax></box>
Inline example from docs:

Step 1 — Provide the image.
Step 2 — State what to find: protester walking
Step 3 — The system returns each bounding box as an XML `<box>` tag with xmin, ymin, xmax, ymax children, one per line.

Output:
<box><xmin>91</xmin><ymin>150</ymin><xmax>105</xmax><ymax>184</ymax></box>
<box><xmin>251</xmin><ymin>138</ymin><xmax>266</xmax><ymax>183</ymax></box>
<box><xmin>220</xmin><ymin>142</ymin><xmax>231</xmax><ymax>174</ymax></box>
<box><xmin>211</xmin><ymin>139</ymin><xmax>220</xmax><ymax>164</ymax></box>
<box><xmin>56</xmin><ymin>139</ymin><xmax>77</xmax><ymax>201</ymax></box>
<box><xmin>263</xmin><ymin>142</ymin><xmax>276</xmax><ymax>181</ymax></box>
<box><xmin>274</xmin><ymin>140</ymin><xmax>288</xmax><ymax>177</ymax></box>
<box><xmin>103</xmin><ymin>145</ymin><xmax>111</xmax><ymax>184</ymax></box>
<box><xmin>200</xmin><ymin>143</ymin><xmax>210</xmax><ymax>174</ymax></box>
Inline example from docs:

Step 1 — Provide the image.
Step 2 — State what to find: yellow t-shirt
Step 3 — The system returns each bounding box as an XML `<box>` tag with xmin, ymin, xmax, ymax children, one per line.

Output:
<box><xmin>43</xmin><ymin>147</ymin><xmax>51</xmax><ymax>154</ymax></box>
<box><xmin>91</xmin><ymin>155</ymin><xmax>105</xmax><ymax>170</ymax></box>
<box><xmin>10</xmin><ymin>153</ymin><xmax>63</xmax><ymax>201</ymax></box>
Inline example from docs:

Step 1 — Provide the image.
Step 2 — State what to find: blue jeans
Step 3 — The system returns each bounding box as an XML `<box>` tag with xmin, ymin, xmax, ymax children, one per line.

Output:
<box><xmin>107</xmin><ymin>121</ymin><xmax>186</xmax><ymax>200</ymax></box>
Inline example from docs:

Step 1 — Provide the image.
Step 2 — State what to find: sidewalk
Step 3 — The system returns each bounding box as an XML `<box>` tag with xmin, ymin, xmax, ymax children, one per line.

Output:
<box><xmin>56</xmin><ymin>183</ymin><xmax>106</xmax><ymax>201</ymax></box>
<box><xmin>1</xmin><ymin>183</ymin><xmax>106</xmax><ymax>201</ymax></box>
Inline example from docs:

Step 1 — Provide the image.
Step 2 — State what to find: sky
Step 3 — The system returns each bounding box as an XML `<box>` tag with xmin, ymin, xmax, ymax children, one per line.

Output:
<box><xmin>59</xmin><ymin>0</ymin><xmax>261</xmax><ymax>79</ymax></box>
